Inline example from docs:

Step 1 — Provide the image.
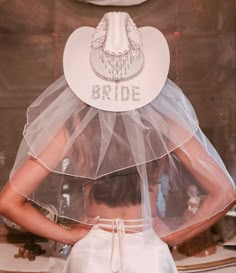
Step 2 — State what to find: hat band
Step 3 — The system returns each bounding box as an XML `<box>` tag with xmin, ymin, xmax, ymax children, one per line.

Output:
<box><xmin>90</xmin><ymin>52</ymin><xmax>145</xmax><ymax>83</ymax></box>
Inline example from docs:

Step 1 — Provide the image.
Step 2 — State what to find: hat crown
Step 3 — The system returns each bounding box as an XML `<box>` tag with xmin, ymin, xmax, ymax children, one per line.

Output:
<box><xmin>90</xmin><ymin>12</ymin><xmax>144</xmax><ymax>83</ymax></box>
<box><xmin>104</xmin><ymin>12</ymin><xmax>129</xmax><ymax>53</ymax></box>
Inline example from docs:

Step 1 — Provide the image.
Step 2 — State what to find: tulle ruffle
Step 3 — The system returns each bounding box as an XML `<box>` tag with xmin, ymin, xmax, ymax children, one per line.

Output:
<box><xmin>9</xmin><ymin>76</ymin><xmax>235</xmax><ymax>240</ymax></box>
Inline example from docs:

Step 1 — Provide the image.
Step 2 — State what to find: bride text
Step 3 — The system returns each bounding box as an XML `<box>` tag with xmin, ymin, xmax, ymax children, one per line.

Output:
<box><xmin>91</xmin><ymin>84</ymin><xmax>141</xmax><ymax>101</ymax></box>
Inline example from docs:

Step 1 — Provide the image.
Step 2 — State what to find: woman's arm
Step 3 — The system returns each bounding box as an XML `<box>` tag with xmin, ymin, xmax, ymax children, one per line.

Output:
<box><xmin>0</xmin><ymin>127</ymin><xmax>91</xmax><ymax>245</ymax></box>
<box><xmin>160</xmin><ymin>203</ymin><xmax>235</xmax><ymax>246</ymax></box>
<box><xmin>0</xmin><ymin>158</ymin><xmax>90</xmax><ymax>245</ymax></box>
<box><xmin>160</xmin><ymin>134</ymin><xmax>236</xmax><ymax>246</ymax></box>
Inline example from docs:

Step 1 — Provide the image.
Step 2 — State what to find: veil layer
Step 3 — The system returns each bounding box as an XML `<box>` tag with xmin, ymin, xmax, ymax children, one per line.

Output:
<box><xmin>9</xmin><ymin>76</ymin><xmax>235</xmax><ymax>241</ymax></box>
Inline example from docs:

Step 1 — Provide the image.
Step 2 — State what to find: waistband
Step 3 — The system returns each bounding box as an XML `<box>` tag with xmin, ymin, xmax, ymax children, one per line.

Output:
<box><xmin>87</xmin><ymin>217</ymin><xmax>148</xmax><ymax>231</ymax></box>
<box><xmin>87</xmin><ymin>217</ymin><xmax>153</xmax><ymax>273</ymax></box>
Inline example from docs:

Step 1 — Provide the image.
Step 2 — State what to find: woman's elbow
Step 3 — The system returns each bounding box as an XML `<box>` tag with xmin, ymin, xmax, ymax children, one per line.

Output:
<box><xmin>0</xmin><ymin>184</ymin><xmax>26</xmax><ymax>217</ymax></box>
<box><xmin>223</xmin><ymin>183</ymin><xmax>236</xmax><ymax>206</ymax></box>
<box><xmin>0</xmin><ymin>194</ymin><xmax>11</xmax><ymax>216</ymax></box>
<box><xmin>207</xmin><ymin>180</ymin><xmax>236</xmax><ymax>207</ymax></box>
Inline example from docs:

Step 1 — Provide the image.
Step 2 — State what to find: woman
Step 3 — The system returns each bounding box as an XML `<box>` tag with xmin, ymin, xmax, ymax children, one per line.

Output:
<box><xmin>0</xmin><ymin>12</ymin><xmax>235</xmax><ymax>273</ymax></box>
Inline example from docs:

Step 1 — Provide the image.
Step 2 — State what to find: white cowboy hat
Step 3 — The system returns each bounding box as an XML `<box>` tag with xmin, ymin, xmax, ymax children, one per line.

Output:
<box><xmin>63</xmin><ymin>12</ymin><xmax>170</xmax><ymax>112</ymax></box>
<box><xmin>77</xmin><ymin>0</ymin><xmax>147</xmax><ymax>6</ymax></box>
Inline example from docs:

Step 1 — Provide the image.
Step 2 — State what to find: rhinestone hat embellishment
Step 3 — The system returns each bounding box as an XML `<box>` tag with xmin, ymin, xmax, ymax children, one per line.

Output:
<box><xmin>90</xmin><ymin>13</ymin><xmax>145</xmax><ymax>83</ymax></box>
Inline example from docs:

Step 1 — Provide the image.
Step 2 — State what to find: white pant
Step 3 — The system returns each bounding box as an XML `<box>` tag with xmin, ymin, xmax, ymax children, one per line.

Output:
<box><xmin>61</xmin><ymin>224</ymin><xmax>178</xmax><ymax>273</ymax></box>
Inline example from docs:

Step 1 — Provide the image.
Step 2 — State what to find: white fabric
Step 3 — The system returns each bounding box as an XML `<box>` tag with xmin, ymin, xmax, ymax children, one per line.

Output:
<box><xmin>77</xmin><ymin>0</ymin><xmax>147</xmax><ymax>6</ymax></box>
<box><xmin>60</xmin><ymin>224</ymin><xmax>178</xmax><ymax>273</ymax></box>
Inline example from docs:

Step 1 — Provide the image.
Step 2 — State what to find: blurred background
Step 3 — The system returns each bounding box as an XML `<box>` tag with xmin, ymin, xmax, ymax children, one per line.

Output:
<box><xmin>0</xmin><ymin>0</ymin><xmax>235</xmax><ymax>223</ymax></box>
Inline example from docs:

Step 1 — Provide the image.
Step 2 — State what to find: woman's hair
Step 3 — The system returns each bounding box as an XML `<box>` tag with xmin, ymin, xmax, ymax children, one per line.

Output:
<box><xmin>85</xmin><ymin>160</ymin><xmax>162</xmax><ymax>207</ymax></box>
<box><xmin>65</xmin><ymin>106</ymin><xmax>164</xmax><ymax>207</ymax></box>
<box><xmin>89</xmin><ymin>170</ymin><xmax>141</xmax><ymax>207</ymax></box>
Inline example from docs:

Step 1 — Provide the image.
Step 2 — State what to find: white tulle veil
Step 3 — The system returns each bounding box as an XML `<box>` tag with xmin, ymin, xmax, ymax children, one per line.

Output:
<box><xmin>9</xmin><ymin>75</ymin><xmax>235</xmax><ymax>240</ymax></box>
